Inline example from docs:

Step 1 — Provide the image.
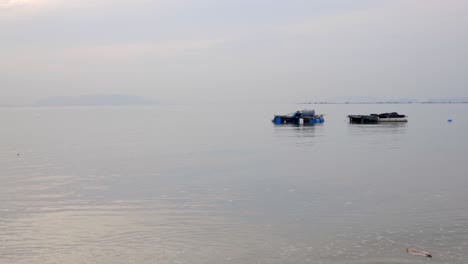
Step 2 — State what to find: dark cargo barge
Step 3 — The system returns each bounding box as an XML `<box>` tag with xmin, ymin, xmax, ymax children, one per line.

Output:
<box><xmin>348</xmin><ymin>112</ymin><xmax>407</xmax><ymax>124</ymax></box>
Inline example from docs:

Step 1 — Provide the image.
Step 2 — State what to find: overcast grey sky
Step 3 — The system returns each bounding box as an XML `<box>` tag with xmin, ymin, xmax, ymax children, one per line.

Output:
<box><xmin>1</xmin><ymin>0</ymin><xmax>467</xmax><ymax>104</ymax></box>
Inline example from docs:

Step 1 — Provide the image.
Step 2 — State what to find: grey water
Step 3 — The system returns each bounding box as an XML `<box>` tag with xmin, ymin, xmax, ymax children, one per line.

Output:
<box><xmin>1</xmin><ymin>103</ymin><xmax>467</xmax><ymax>264</ymax></box>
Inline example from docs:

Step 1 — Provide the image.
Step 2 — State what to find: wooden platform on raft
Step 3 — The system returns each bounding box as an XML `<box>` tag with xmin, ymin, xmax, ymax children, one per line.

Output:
<box><xmin>348</xmin><ymin>115</ymin><xmax>379</xmax><ymax>124</ymax></box>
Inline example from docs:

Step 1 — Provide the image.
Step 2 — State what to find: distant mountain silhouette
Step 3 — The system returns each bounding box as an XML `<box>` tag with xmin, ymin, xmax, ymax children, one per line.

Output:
<box><xmin>35</xmin><ymin>94</ymin><xmax>158</xmax><ymax>106</ymax></box>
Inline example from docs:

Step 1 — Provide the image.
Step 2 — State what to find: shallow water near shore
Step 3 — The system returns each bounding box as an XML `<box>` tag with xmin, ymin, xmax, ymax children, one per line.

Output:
<box><xmin>1</xmin><ymin>103</ymin><xmax>467</xmax><ymax>264</ymax></box>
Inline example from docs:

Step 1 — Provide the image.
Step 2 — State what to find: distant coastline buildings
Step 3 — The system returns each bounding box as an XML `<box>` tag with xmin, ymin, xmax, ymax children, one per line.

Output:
<box><xmin>301</xmin><ymin>97</ymin><xmax>468</xmax><ymax>104</ymax></box>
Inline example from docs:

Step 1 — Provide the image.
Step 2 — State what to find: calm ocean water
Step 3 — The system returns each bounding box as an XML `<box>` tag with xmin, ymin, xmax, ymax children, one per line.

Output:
<box><xmin>1</xmin><ymin>103</ymin><xmax>467</xmax><ymax>264</ymax></box>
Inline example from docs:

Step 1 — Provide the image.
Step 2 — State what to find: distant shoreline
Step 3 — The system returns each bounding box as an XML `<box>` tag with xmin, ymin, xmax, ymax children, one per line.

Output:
<box><xmin>1</xmin><ymin>102</ymin><xmax>468</xmax><ymax>108</ymax></box>
<box><xmin>300</xmin><ymin>102</ymin><xmax>468</xmax><ymax>105</ymax></box>
<box><xmin>0</xmin><ymin>103</ymin><xmax>161</xmax><ymax>108</ymax></box>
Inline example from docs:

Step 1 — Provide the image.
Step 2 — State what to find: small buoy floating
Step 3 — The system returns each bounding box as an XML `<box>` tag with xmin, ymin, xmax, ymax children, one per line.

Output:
<box><xmin>406</xmin><ymin>247</ymin><xmax>432</xmax><ymax>258</ymax></box>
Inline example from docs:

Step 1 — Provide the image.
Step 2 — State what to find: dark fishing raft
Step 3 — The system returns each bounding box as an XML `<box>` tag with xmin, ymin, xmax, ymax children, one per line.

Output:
<box><xmin>273</xmin><ymin>109</ymin><xmax>324</xmax><ymax>125</ymax></box>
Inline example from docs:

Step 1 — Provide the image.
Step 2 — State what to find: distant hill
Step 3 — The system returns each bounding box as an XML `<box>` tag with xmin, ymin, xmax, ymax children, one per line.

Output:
<box><xmin>35</xmin><ymin>94</ymin><xmax>158</xmax><ymax>107</ymax></box>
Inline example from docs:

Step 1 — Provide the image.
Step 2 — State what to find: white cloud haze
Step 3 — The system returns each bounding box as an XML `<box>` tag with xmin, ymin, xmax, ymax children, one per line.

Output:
<box><xmin>1</xmin><ymin>0</ymin><xmax>467</xmax><ymax>104</ymax></box>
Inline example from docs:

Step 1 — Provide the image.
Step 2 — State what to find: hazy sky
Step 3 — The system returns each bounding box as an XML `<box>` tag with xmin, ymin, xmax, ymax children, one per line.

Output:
<box><xmin>1</xmin><ymin>0</ymin><xmax>467</xmax><ymax>104</ymax></box>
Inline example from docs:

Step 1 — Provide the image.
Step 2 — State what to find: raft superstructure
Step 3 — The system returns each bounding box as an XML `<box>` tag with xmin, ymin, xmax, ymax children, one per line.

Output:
<box><xmin>348</xmin><ymin>112</ymin><xmax>407</xmax><ymax>124</ymax></box>
<box><xmin>273</xmin><ymin>109</ymin><xmax>324</xmax><ymax>125</ymax></box>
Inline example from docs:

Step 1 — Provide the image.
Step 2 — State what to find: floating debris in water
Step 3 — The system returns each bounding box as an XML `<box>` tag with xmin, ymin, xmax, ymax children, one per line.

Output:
<box><xmin>407</xmin><ymin>247</ymin><xmax>432</xmax><ymax>258</ymax></box>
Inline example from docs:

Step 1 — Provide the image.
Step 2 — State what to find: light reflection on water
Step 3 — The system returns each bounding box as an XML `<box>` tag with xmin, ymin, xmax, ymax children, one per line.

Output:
<box><xmin>0</xmin><ymin>104</ymin><xmax>467</xmax><ymax>264</ymax></box>
<box><xmin>347</xmin><ymin>122</ymin><xmax>408</xmax><ymax>135</ymax></box>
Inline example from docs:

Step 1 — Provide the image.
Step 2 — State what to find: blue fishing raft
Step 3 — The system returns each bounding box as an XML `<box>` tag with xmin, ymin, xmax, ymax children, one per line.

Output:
<box><xmin>272</xmin><ymin>109</ymin><xmax>324</xmax><ymax>125</ymax></box>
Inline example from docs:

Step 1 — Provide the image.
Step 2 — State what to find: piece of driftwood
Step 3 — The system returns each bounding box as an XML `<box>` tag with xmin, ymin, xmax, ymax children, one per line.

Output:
<box><xmin>407</xmin><ymin>247</ymin><xmax>432</xmax><ymax>258</ymax></box>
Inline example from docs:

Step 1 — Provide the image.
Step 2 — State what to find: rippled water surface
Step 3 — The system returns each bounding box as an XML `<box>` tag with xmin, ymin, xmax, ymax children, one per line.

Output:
<box><xmin>1</xmin><ymin>104</ymin><xmax>467</xmax><ymax>264</ymax></box>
